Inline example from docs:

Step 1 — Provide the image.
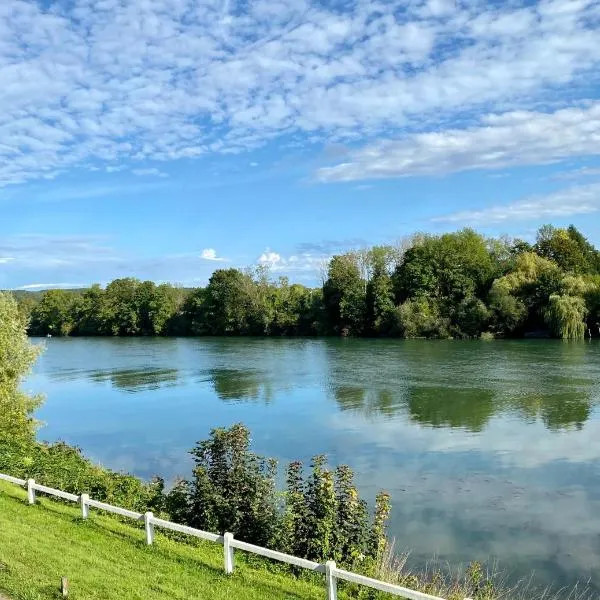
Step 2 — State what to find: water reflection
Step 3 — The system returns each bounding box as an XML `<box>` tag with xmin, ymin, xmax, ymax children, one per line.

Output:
<box><xmin>88</xmin><ymin>367</ymin><xmax>179</xmax><ymax>392</ymax></box>
<box><xmin>406</xmin><ymin>387</ymin><xmax>495</xmax><ymax>431</ymax></box>
<box><xmin>205</xmin><ymin>368</ymin><xmax>268</xmax><ymax>402</ymax></box>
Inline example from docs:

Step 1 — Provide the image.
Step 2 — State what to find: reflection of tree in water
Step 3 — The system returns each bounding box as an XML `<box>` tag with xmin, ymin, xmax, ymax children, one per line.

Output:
<box><xmin>332</xmin><ymin>381</ymin><xmax>593</xmax><ymax>433</ymax></box>
<box><xmin>90</xmin><ymin>368</ymin><xmax>178</xmax><ymax>392</ymax></box>
<box><xmin>208</xmin><ymin>368</ymin><xmax>273</xmax><ymax>403</ymax></box>
<box><xmin>512</xmin><ymin>392</ymin><xmax>591</xmax><ymax>431</ymax></box>
<box><xmin>333</xmin><ymin>386</ymin><xmax>399</xmax><ymax>418</ymax></box>
<box><xmin>407</xmin><ymin>387</ymin><xmax>495</xmax><ymax>432</ymax></box>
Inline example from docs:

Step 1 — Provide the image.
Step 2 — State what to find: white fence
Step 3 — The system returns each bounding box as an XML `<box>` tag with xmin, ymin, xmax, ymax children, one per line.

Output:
<box><xmin>0</xmin><ymin>472</ymin><xmax>459</xmax><ymax>600</ymax></box>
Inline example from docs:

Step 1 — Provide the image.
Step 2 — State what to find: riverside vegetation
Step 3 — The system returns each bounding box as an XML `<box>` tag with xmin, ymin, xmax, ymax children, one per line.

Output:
<box><xmin>15</xmin><ymin>224</ymin><xmax>600</xmax><ymax>340</ymax></box>
<box><xmin>1</xmin><ymin>292</ymin><xmax>597</xmax><ymax>600</ymax></box>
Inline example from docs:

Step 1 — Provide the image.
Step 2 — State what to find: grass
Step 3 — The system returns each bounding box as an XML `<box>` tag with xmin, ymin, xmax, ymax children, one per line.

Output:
<box><xmin>0</xmin><ymin>480</ymin><xmax>328</xmax><ymax>600</ymax></box>
<box><xmin>2</xmin><ymin>481</ymin><xmax>596</xmax><ymax>600</ymax></box>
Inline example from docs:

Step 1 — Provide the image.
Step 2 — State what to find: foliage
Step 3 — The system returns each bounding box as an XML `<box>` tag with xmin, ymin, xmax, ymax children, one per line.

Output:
<box><xmin>365</xmin><ymin>248</ymin><xmax>396</xmax><ymax>336</ymax></box>
<box><xmin>14</xmin><ymin>223</ymin><xmax>600</xmax><ymax>339</ymax></box>
<box><xmin>0</xmin><ymin>293</ymin><xmax>43</xmax><ymax>457</ymax></box>
<box><xmin>392</xmin><ymin>229</ymin><xmax>497</xmax><ymax>308</ymax></box>
<box><xmin>535</xmin><ymin>225</ymin><xmax>600</xmax><ymax>274</ymax></box>
<box><xmin>167</xmin><ymin>424</ymin><xmax>390</xmax><ymax>569</ymax></box>
<box><xmin>544</xmin><ymin>294</ymin><xmax>588</xmax><ymax>339</ymax></box>
<box><xmin>323</xmin><ymin>253</ymin><xmax>366</xmax><ymax>336</ymax></box>
<box><xmin>168</xmin><ymin>423</ymin><xmax>279</xmax><ymax>546</ymax></box>
<box><xmin>394</xmin><ymin>298</ymin><xmax>450</xmax><ymax>338</ymax></box>
<box><xmin>29</xmin><ymin>289</ymin><xmax>79</xmax><ymax>336</ymax></box>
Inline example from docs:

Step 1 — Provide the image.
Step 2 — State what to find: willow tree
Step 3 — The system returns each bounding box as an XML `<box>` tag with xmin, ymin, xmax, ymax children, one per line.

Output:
<box><xmin>544</xmin><ymin>294</ymin><xmax>587</xmax><ymax>339</ymax></box>
<box><xmin>0</xmin><ymin>292</ymin><xmax>43</xmax><ymax>456</ymax></box>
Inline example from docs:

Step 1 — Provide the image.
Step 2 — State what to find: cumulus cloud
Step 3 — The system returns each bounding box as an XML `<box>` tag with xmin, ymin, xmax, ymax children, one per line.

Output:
<box><xmin>257</xmin><ymin>249</ymin><xmax>329</xmax><ymax>278</ymax></box>
<box><xmin>257</xmin><ymin>250</ymin><xmax>283</xmax><ymax>267</ymax></box>
<box><xmin>316</xmin><ymin>103</ymin><xmax>600</xmax><ymax>182</ymax></box>
<box><xmin>432</xmin><ymin>183</ymin><xmax>600</xmax><ymax>225</ymax></box>
<box><xmin>200</xmin><ymin>248</ymin><xmax>226</xmax><ymax>261</ymax></box>
<box><xmin>0</xmin><ymin>0</ymin><xmax>599</xmax><ymax>187</ymax></box>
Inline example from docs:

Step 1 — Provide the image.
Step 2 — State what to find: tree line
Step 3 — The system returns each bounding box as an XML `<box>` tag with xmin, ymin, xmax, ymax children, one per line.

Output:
<box><xmin>17</xmin><ymin>224</ymin><xmax>600</xmax><ymax>339</ymax></box>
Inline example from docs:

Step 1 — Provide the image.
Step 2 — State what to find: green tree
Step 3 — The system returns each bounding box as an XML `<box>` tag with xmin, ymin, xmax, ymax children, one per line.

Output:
<box><xmin>167</xmin><ymin>424</ymin><xmax>279</xmax><ymax>546</ymax></box>
<box><xmin>0</xmin><ymin>293</ymin><xmax>43</xmax><ymax>459</ymax></box>
<box><xmin>103</xmin><ymin>278</ymin><xmax>142</xmax><ymax>335</ymax></box>
<box><xmin>365</xmin><ymin>247</ymin><xmax>395</xmax><ymax>336</ymax></box>
<box><xmin>394</xmin><ymin>298</ymin><xmax>450</xmax><ymax>338</ymax></box>
<box><xmin>488</xmin><ymin>252</ymin><xmax>562</xmax><ymax>334</ymax></box>
<box><xmin>30</xmin><ymin>289</ymin><xmax>78</xmax><ymax>336</ymax></box>
<box><xmin>201</xmin><ymin>269</ymin><xmax>253</xmax><ymax>335</ymax></box>
<box><xmin>323</xmin><ymin>254</ymin><xmax>366</xmax><ymax>335</ymax></box>
<box><xmin>535</xmin><ymin>224</ymin><xmax>600</xmax><ymax>274</ymax></box>
<box><xmin>74</xmin><ymin>284</ymin><xmax>108</xmax><ymax>335</ymax></box>
<box><xmin>393</xmin><ymin>229</ymin><xmax>496</xmax><ymax>309</ymax></box>
<box><xmin>544</xmin><ymin>294</ymin><xmax>587</xmax><ymax>339</ymax></box>
<box><xmin>453</xmin><ymin>296</ymin><xmax>490</xmax><ymax>338</ymax></box>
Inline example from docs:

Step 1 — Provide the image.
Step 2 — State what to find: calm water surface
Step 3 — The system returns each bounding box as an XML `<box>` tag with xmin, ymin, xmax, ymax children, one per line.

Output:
<box><xmin>27</xmin><ymin>337</ymin><xmax>600</xmax><ymax>590</ymax></box>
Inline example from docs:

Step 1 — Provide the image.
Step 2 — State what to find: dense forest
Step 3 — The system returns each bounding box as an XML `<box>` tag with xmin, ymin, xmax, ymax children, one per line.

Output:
<box><xmin>14</xmin><ymin>224</ymin><xmax>600</xmax><ymax>339</ymax></box>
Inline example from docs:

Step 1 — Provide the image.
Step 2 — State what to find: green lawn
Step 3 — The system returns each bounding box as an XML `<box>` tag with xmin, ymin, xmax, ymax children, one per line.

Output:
<box><xmin>0</xmin><ymin>481</ymin><xmax>328</xmax><ymax>600</ymax></box>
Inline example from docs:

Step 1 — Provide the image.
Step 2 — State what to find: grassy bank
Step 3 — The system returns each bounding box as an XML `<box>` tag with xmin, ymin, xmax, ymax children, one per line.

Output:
<box><xmin>0</xmin><ymin>481</ymin><xmax>328</xmax><ymax>600</ymax></box>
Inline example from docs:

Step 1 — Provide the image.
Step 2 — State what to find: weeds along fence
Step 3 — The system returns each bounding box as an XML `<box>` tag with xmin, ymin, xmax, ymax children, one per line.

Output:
<box><xmin>0</xmin><ymin>472</ymin><xmax>467</xmax><ymax>600</ymax></box>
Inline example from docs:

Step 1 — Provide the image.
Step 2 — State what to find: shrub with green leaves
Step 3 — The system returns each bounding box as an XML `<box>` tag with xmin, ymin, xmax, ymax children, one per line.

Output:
<box><xmin>167</xmin><ymin>424</ymin><xmax>391</xmax><ymax>569</ymax></box>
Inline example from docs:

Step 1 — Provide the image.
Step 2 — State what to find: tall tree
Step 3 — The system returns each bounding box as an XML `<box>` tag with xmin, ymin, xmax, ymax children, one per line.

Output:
<box><xmin>201</xmin><ymin>269</ymin><xmax>253</xmax><ymax>335</ymax></box>
<box><xmin>0</xmin><ymin>293</ymin><xmax>42</xmax><ymax>453</ymax></box>
<box><xmin>393</xmin><ymin>229</ymin><xmax>496</xmax><ymax>308</ymax></box>
<box><xmin>365</xmin><ymin>247</ymin><xmax>395</xmax><ymax>336</ymax></box>
<box><xmin>323</xmin><ymin>254</ymin><xmax>366</xmax><ymax>335</ymax></box>
<box><xmin>30</xmin><ymin>289</ymin><xmax>78</xmax><ymax>336</ymax></box>
<box><xmin>103</xmin><ymin>278</ymin><xmax>141</xmax><ymax>335</ymax></box>
<box><xmin>74</xmin><ymin>284</ymin><xmax>108</xmax><ymax>335</ymax></box>
<box><xmin>535</xmin><ymin>224</ymin><xmax>600</xmax><ymax>274</ymax></box>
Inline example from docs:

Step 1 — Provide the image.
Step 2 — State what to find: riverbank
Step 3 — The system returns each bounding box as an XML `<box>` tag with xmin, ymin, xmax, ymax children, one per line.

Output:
<box><xmin>0</xmin><ymin>480</ymin><xmax>326</xmax><ymax>600</ymax></box>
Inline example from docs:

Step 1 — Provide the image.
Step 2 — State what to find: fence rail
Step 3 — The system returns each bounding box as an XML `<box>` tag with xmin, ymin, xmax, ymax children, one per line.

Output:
<box><xmin>0</xmin><ymin>472</ymin><xmax>466</xmax><ymax>600</ymax></box>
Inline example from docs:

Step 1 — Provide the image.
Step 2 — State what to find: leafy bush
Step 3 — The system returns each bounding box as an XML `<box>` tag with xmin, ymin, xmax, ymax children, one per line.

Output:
<box><xmin>166</xmin><ymin>423</ymin><xmax>279</xmax><ymax>546</ymax></box>
<box><xmin>167</xmin><ymin>424</ymin><xmax>391</xmax><ymax>569</ymax></box>
<box><xmin>394</xmin><ymin>298</ymin><xmax>450</xmax><ymax>338</ymax></box>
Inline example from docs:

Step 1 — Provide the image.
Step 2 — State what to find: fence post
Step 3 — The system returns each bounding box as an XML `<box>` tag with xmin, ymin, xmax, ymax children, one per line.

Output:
<box><xmin>27</xmin><ymin>479</ymin><xmax>36</xmax><ymax>505</ymax></box>
<box><xmin>80</xmin><ymin>494</ymin><xmax>89</xmax><ymax>519</ymax></box>
<box><xmin>325</xmin><ymin>561</ymin><xmax>337</xmax><ymax>600</ymax></box>
<box><xmin>144</xmin><ymin>512</ymin><xmax>155</xmax><ymax>545</ymax></box>
<box><xmin>224</xmin><ymin>532</ymin><xmax>234</xmax><ymax>574</ymax></box>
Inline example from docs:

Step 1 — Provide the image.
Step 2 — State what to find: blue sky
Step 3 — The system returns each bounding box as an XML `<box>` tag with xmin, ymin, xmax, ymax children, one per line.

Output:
<box><xmin>1</xmin><ymin>0</ymin><xmax>600</xmax><ymax>290</ymax></box>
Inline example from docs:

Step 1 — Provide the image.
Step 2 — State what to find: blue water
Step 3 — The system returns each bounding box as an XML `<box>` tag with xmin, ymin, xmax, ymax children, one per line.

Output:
<box><xmin>26</xmin><ymin>337</ymin><xmax>600</xmax><ymax>591</ymax></box>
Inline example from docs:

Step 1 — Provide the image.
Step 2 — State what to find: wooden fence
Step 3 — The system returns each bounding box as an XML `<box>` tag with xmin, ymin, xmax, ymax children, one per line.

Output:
<box><xmin>0</xmin><ymin>472</ymin><xmax>462</xmax><ymax>600</ymax></box>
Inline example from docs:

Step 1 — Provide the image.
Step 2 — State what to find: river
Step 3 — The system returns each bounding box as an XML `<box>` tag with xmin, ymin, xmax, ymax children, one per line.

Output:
<box><xmin>26</xmin><ymin>337</ymin><xmax>600</xmax><ymax>591</ymax></box>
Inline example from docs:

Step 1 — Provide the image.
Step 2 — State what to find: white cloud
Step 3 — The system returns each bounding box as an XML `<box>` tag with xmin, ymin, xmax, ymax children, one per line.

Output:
<box><xmin>18</xmin><ymin>282</ymin><xmax>88</xmax><ymax>290</ymax></box>
<box><xmin>0</xmin><ymin>0</ymin><xmax>598</xmax><ymax>187</ymax></box>
<box><xmin>131</xmin><ymin>168</ymin><xmax>169</xmax><ymax>178</ymax></box>
<box><xmin>257</xmin><ymin>249</ymin><xmax>329</xmax><ymax>277</ymax></box>
<box><xmin>0</xmin><ymin>257</ymin><xmax>15</xmax><ymax>264</ymax></box>
<box><xmin>432</xmin><ymin>183</ymin><xmax>600</xmax><ymax>225</ymax></box>
<box><xmin>257</xmin><ymin>250</ymin><xmax>283</xmax><ymax>267</ymax></box>
<box><xmin>316</xmin><ymin>103</ymin><xmax>600</xmax><ymax>182</ymax></box>
<box><xmin>200</xmin><ymin>248</ymin><xmax>226</xmax><ymax>261</ymax></box>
